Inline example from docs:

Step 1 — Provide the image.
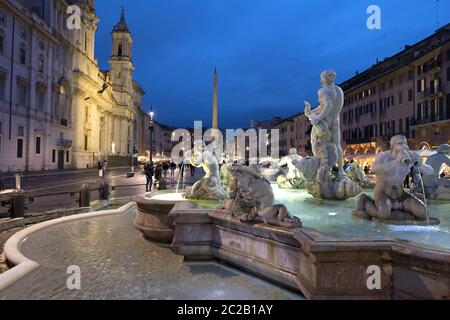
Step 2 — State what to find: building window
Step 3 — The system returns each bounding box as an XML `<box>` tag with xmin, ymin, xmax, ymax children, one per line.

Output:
<box><xmin>447</xmin><ymin>67</ymin><xmax>450</xmax><ymax>82</ymax></box>
<box><xmin>447</xmin><ymin>49</ymin><xmax>450</xmax><ymax>61</ymax></box>
<box><xmin>17</xmin><ymin>81</ymin><xmax>29</xmax><ymax>106</ymax></box>
<box><xmin>0</xmin><ymin>11</ymin><xmax>5</xmax><ymax>25</ymax></box>
<box><xmin>17</xmin><ymin>139</ymin><xmax>23</xmax><ymax>158</ymax></box>
<box><xmin>118</xmin><ymin>43</ymin><xmax>123</xmax><ymax>56</ymax></box>
<box><xmin>17</xmin><ymin>126</ymin><xmax>24</xmax><ymax>137</ymax></box>
<box><xmin>408</xmin><ymin>70</ymin><xmax>413</xmax><ymax>80</ymax></box>
<box><xmin>398</xmin><ymin>92</ymin><xmax>403</xmax><ymax>105</ymax></box>
<box><xmin>19</xmin><ymin>46</ymin><xmax>26</xmax><ymax>64</ymax></box>
<box><xmin>19</xmin><ymin>27</ymin><xmax>27</xmax><ymax>40</ymax></box>
<box><xmin>84</xmin><ymin>135</ymin><xmax>88</xmax><ymax>151</ymax></box>
<box><xmin>408</xmin><ymin>89</ymin><xmax>413</xmax><ymax>102</ymax></box>
<box><xmin>0</xmin><ymin>34</ymin><xmax>4</xmax><ymax>55</ymax></box>
<box><xmin>35</xmin><ymin>136</ymin><xmax>41</xmax><ymax>155</ymax></box>
<box><xmin>52</xmin><ymin>149</ymin><xmax>56</xmax><ymax>163</ymax></box>
<box><xmin>381</xmin><ymin>82</ymin><xmax>386</xmax><ymax>91</ymax></box>
<box><xmin>37</xmin><ymin>91</ymin><xmax>45</xmax><ymax>110</ymax></box>
<box><xmin>447</xmin><ymin>94</ymin><xmax>450</xmax><ymax>119</ymax></box>
<box><xmin>66</xmin><ymin>150</ymin><xmax>69</xmax><ymax>163</ymax></box>
<box><xmin>0</xmin><ymin>72</ymin><xmax>5</xmax><ymax>100</ymax></box>
<box><xmin>37</xmin><ymin>56</ymin><xmax>44</xmax><ymax>73</ymax></box>
<box><xmin>389</xmin><ymin>79</ymin><xmax>393</xmax><ymax>88</ymax></box>
<box><xmin>418</xmin><ymin>79</ymin><xmax>426</xmax><ymax>92</ymax></box>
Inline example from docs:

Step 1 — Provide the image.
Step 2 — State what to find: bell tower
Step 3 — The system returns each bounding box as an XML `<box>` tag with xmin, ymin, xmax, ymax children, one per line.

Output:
<box><xmin>109</xmin><ymin>7</ymin><xmax>133</xmax><ymax>105</ymax></box>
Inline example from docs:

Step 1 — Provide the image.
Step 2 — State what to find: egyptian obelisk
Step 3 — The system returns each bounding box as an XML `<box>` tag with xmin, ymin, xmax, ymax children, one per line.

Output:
<box><xmin>212</xmin><ymin>67</ymin><xmax>218</xmax><ymax>129</ymax></box>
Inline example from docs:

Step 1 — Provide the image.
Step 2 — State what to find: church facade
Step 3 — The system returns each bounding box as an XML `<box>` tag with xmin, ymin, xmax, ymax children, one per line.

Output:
<box><xmin>0</xmin><ymin>0</ymin><xmax>144</xmax><ymax>172</ymax></box>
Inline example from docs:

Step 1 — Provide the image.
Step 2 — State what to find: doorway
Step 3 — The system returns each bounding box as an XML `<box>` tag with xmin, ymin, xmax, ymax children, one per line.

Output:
<box><xmin>58</xmin><ymin>150</ymin><xmax>65</xmax><ymax>171</ymax></box>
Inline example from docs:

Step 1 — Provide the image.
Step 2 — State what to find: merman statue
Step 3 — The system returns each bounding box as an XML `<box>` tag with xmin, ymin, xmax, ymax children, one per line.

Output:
<box><xmin>184</xmin><ymin>141</ymin><xmax>227</xmax><ymax>201</ymax></box>
<box><xmin>354</xmin><ymin>135</ymin><xmax>437</xmax><ymax>224</ymax></box>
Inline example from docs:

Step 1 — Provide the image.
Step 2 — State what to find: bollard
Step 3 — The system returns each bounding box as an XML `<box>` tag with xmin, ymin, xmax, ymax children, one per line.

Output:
<box><xmin>79</xmin><ymin>184</ymin><xmax>91</xmax><ymax>207</ymax></box>
<box><xmin>15</xmin><ymin>174</ymin><xmax>22</xmax><ymax>190</ymax></box>
<box><xmin>10</xmin><ymin>190</ymin><xmax>25</xmax><ymax>218</ymax></box>
<box><xmin>99</xmin><ymin>179</ymin><xmax>109</xmax><ymax>200</ymax></box>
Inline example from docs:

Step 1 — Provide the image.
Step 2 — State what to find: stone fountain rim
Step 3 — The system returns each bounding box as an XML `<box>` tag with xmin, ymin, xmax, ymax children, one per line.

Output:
<box><xmin>0</xmin><ymin>202</ymin><xmax>136</xmax><ymax>292</ymax></box>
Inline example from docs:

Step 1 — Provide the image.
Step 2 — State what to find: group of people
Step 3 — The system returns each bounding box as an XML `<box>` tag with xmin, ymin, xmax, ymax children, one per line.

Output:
<box><xmin>144</xmin><ymin>161</ymin><xmax>196</xmax><ymax>192</ymax></box>
<box><xmin>144</xmin><ymin>161</ymin><xmax>169</xmax><ymax>192</ymax></box>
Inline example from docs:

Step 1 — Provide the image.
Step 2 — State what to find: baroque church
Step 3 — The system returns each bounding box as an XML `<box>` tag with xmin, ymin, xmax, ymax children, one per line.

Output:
<box><xmin>0</xmin><ymin>0</ymin><xmax>144</xmax><ymax>172</ymax></box>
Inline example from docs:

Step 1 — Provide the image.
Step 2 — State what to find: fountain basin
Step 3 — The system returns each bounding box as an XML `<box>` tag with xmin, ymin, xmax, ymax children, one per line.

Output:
<box><xmin>133</xmin><ymin>190</ymin><xmax>196</xmax><ymax>243</ymax></box>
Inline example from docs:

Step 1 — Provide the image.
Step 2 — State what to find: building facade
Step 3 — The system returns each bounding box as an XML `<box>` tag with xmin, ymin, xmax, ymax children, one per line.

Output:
<box><xmin>340</xmin><ymin>23</ymin><xmax>450</xmax><ymax>156</ymax></box>
<box><xmin>272</xmin><ymin>23</ymin><xmax>450</xmax><ymax>159</ymax></box>
<box><xmin>0</xmin><ymin>0</ymin><xmax>144</xmax><ymax>172</ymax></box>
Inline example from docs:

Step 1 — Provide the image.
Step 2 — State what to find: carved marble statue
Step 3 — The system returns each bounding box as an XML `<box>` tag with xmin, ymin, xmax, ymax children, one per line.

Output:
<box><xmin>354</xmin><ymin>135</ymin><xmax>432</xmax><ymax>223</ymax></box>
<box><xmin>411</xmin><ymin>163</ymin><xmax>449</xmax><ymax>200</ymax></box>
<box><xmin>301</xmin><ymin>70</ymin><xmax>361</xmax><ymax>200</ymax></box>
<box><xmin>220</xmin><ymin>165</ymin><xmax>301</xmax><ymax>228</ymax></box>
<box><xmin>345</xmin><ymin>161</ymin><xmax>375</xmax><ymax>188</ymax></box>
<box><xmin>277</xmin><ymin>148</ymin><xmax>305</xmax><ymax>189</ymax></box>
<box><xmin>184</xmin><ymin>141</ymin><xmax>228</xmax><ymax>201</ymax></box>
<box><xmin>426</xmin><ymin>144</ymin><xmax>450</xmax><ymax>179</ymax></box>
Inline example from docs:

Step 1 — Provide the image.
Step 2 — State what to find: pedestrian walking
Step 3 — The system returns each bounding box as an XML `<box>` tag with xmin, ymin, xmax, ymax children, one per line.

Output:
<box><xmin>170</xmin><ymin>161</ymin><xmax>176</xmax><ymax>179</ymax></box>
<box><xmin>162</xmin><ymin>162</ymin><xmax>169</xmax><ymax>179</ymax></box>
<box><xmin>145</xmin><ymin>162</ymin><xmax>154</xmax><ymax>192</ymax></box>
<box><xmin>154</xmin><ymin>164</ymin><xmax>162</xmax><ymax>190</ymax></box>
<box><xmin>102</xmin><ymin>160</ymin><xmax>108</xmax><ymax>177</ymax></box>
<box><xmin>190</xmin><ymin>163</ymin><xmax>195</xmax><ymax>177</ymax></box>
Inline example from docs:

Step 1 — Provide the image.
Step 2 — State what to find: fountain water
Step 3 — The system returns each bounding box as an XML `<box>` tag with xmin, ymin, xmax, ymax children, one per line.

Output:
<box><xmin>175</xmin><ymin>162</ymin><xmax>186</xmax><ymax>194</ymax></box>
<box><xmin>418</xmin><ymin>168</ymin><xmax>430</xmax><ymax>226</ymax></box>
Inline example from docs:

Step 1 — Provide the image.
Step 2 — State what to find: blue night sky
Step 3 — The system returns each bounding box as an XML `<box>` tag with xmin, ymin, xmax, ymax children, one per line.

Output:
<box><xmin>94</xmin><ymin>0</ymin><xmax>450</xmax><ymax>129</ymax></box>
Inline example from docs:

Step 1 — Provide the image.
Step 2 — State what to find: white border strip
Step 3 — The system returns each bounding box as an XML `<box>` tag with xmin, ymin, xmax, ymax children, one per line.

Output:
<box><xmin>0</xmin><ymin>202</ymin><xmax>136</xmax><ymax>292</ymax></box>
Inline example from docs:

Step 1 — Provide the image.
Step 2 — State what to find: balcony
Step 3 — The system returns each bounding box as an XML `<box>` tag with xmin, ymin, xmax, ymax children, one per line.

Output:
<box><xmin>57</xmin><ymin>138</ymin><xmax>72</xmax><ymax>148</ymax></box>
<box><xmin>424</xmin><ymin>84</ymin><xmax>442</xmax><ymax>98</ymax></box>
<box><xmin>411</xmin><ymin>114</ymin><xmax>450</xmax><ymax>127</ymax></box>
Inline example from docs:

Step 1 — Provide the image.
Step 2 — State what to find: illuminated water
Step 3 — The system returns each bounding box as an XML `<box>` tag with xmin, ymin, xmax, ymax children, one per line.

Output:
<box><xmin>271</xmin><ymin>185</ymin><xmax>450</xmax><ymax>252</ymax></box>
<box><xmin>0</xmin><ymin>210</ymin><xmax>302</xmax><ymax>300</ymax></box>
<box><xmin>149</xmin><ymin>187</ymin><xmax>450</xmax><ymax>252</ymax></box>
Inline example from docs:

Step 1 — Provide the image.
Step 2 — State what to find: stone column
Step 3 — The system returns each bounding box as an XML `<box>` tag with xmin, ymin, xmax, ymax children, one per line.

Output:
<box><xmin>71</xmin><ymin>88</ymin><xmax>86</xmax><ymax>168</ymax></box>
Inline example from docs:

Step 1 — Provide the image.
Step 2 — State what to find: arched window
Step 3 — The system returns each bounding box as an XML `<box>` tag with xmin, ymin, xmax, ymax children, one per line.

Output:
<box><xmin>118</xmin><ymin>43</ymin><xmax>123</xmax><ymax>57</ymax></box>
<box><xmin>37</xmin><ymin>55</ymin><xmax>44</xmax><ymax>73</ymax></box>
<box><xmin>58</xmin><ymin>85</ymin><xmax>68</xmax><ymax>120</ymax></box>
<box><xmin>19</xmin><ymin>44</ymin><xmax>26</xmax><ymax>65</ymax></box>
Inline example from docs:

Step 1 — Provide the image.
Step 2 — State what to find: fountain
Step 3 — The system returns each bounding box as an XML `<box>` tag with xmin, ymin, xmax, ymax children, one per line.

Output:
<box><xmin>2</xmin><ymin>70</ymin><xmax>450</xmax><ymax>300</ymax></box>
<box><xmin>133</xmin><ymin>141</ymin><xmax>226</xmax><ymax>243</ymax></box>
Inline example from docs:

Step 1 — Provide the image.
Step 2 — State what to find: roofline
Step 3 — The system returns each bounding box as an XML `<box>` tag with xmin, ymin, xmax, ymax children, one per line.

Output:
<box><xmin>339</xmin><ymin>23</ymin><xmax>450</xmax><ymax>92</ymax></box>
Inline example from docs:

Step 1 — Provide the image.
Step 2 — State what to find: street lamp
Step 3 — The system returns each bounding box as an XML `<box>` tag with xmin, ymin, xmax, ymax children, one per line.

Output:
<box><xmin>149</xmin><ymin>107</ymin><xmax>155</xmax><ymax>163</ymax></box>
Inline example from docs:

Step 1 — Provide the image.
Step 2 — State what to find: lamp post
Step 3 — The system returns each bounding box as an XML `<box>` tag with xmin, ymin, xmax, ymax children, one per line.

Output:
<box><xmin>149</xmin><ymin>107</ymin><xmax>155</xmax><ymax>163</ymax></box>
